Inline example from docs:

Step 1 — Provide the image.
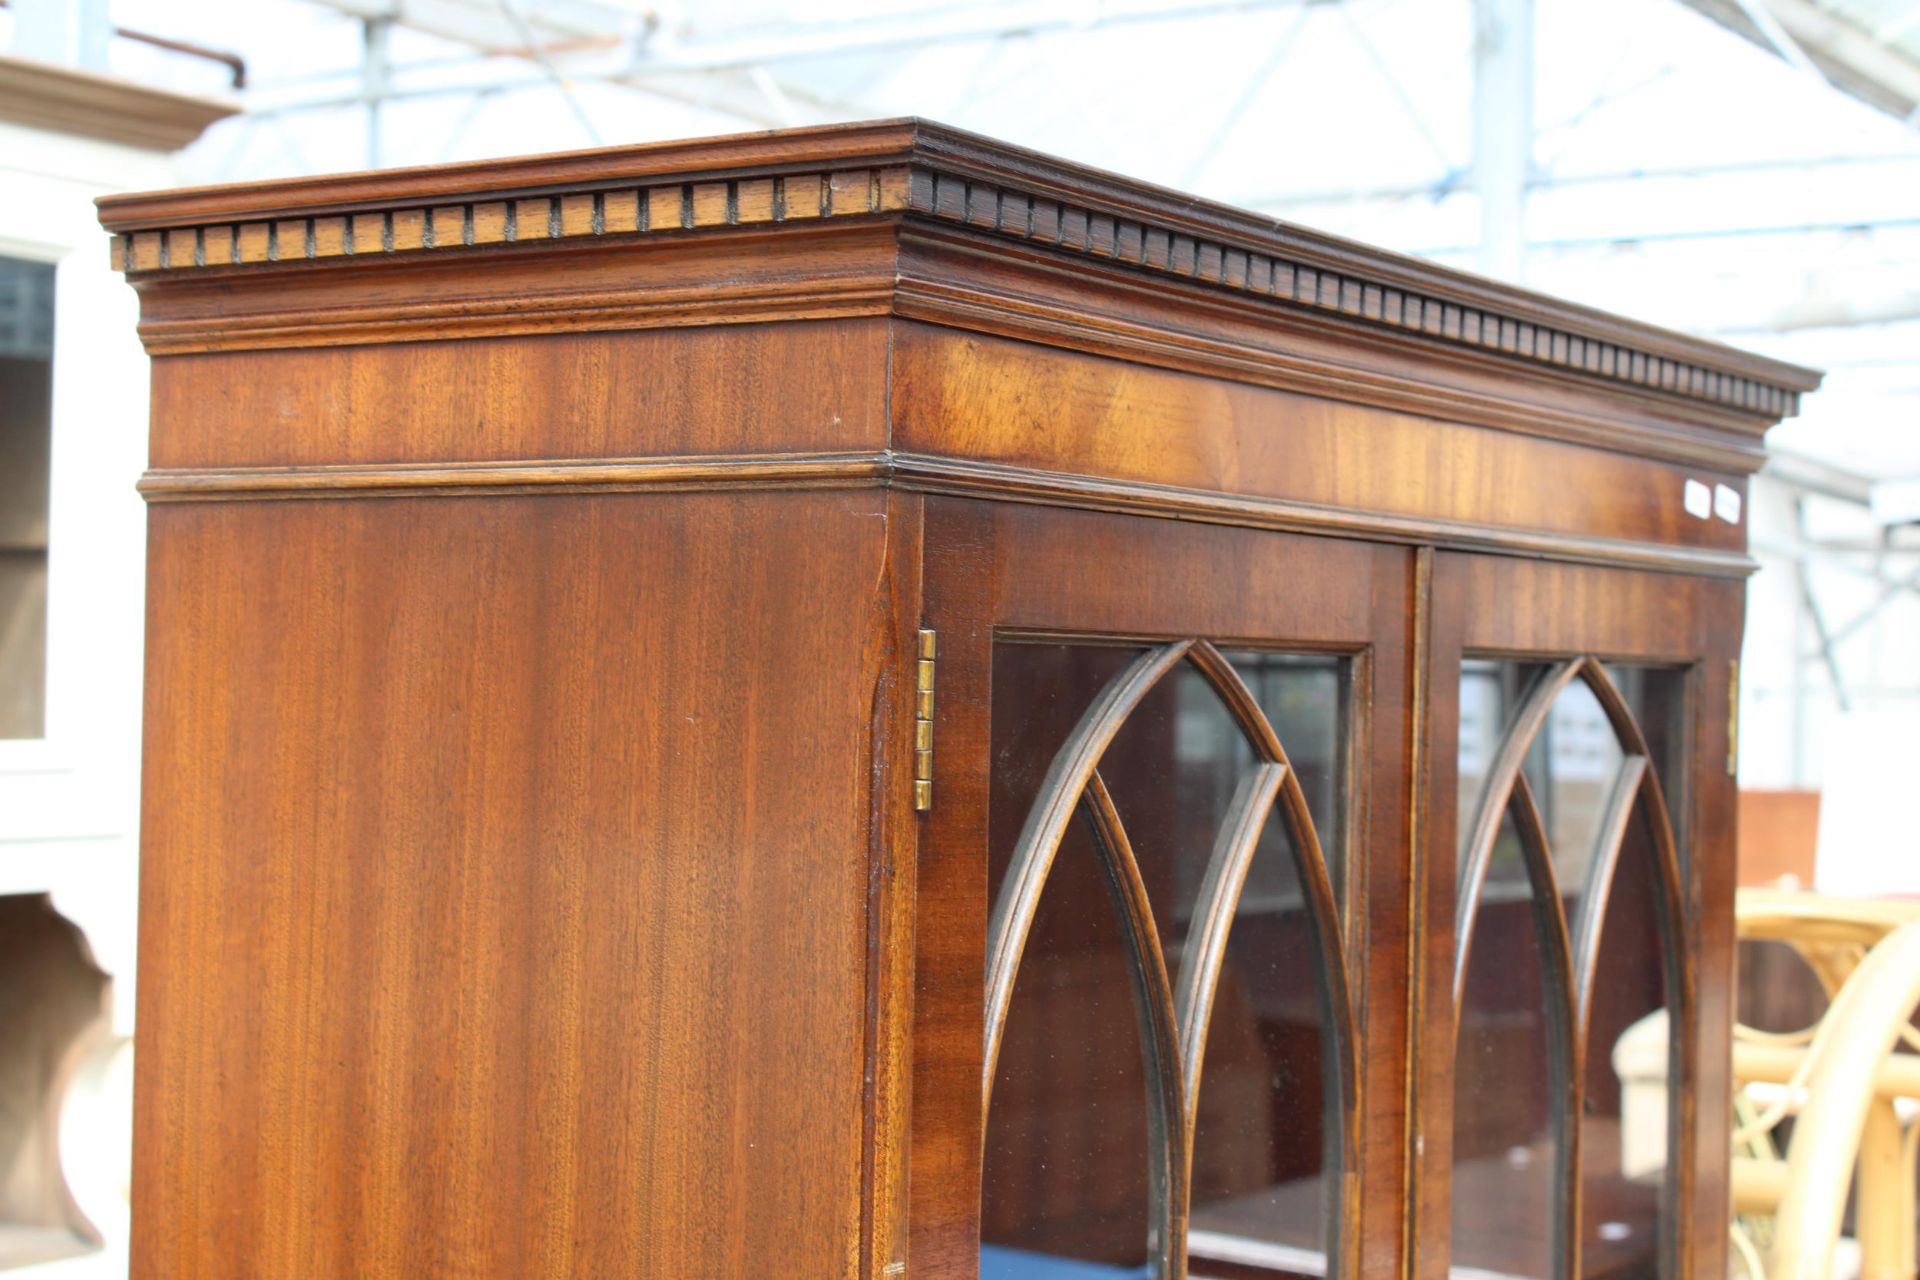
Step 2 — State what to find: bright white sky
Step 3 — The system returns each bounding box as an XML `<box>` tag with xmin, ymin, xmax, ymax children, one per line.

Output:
<box><xmin>86</xmin><ymin>0</ymin><xmax>1920</xmax><ymax>478</ymax></box>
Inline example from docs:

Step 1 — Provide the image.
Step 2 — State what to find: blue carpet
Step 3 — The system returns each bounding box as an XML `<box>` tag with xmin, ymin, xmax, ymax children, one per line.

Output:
<box><xmin>978</xmin><ymin>1245</ymin><xmax>1155</xmax><ymax>1279</ymax></box>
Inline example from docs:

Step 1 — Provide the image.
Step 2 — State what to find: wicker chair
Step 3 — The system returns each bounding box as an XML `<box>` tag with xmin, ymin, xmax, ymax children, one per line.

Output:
<box><xmin>1728</xmin><ymin>891</ymin><xmax>1920</xmax><ymax>1280</ymax></box>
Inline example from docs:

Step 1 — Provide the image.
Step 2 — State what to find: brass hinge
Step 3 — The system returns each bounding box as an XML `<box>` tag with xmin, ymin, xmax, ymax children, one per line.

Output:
<box><xmin>1727</xmin><ymin>657</ymin><xmax>1740</xmax><ymax>777</ymax></box>
<box><xmin>913</xmin><ymin>629</ymin><xmax>936</xmax><ymax>811</ymax></box>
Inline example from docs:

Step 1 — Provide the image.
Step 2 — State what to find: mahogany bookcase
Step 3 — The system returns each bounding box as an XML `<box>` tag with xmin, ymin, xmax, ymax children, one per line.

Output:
<box><xmin>99</xmin><ymin>120</ymin><xmax>1819</xmax><ymax>1280</ymax></box>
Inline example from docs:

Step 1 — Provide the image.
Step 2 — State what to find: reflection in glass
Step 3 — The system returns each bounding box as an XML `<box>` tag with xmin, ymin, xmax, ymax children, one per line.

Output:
<box><xmin>0</xmin><ymin>257</ymin><xmax>55</xmax><ymax>739</ymax></box>
<box><xmin>1187</xmin><ymin>814</ymin><xmax>1332</xmax><ymax>1279</ymax></box>
<box><xmin>1453</xmin><ymin>659</ymin><xmax>1684</xmax><ymax>1280</ymax></box>
<box><xmin>982</xmin><ymin>643</ymin><xmax>1347</xmax><ymax>1278</ymax></box>
<box><xmin>984</xmin><ymin>645</ymin><xmax>1151</xmax><ymax>1269</ymax></box>
<box><xmin>1235</xmin><ymin>655</ymin><xmax>1346</xmax><ymax>907</ymax></box>
<box><xmin>1452</xmin><ymin>808</ymin><xmax>1557</xmax><ymax>1280</ymax></box>
<box><xmin>1459</xmin><ymin>664</ymin><xmax>1632</xmax><ymax>919</ymax></box>
<box><xmin>1528</xmin><ymin>679</ymin><xmax>1626</xmax><ymax>895</ymax></box>
<box><xmin>983</xmin><ymin>809</ymin><xmax>1155</xmax><ymax>1270</ymax></box>
<box><xmin>1582</xmin><ymin>800</ymin><xmax>1668</xmax><ymax>1279</ymax></box>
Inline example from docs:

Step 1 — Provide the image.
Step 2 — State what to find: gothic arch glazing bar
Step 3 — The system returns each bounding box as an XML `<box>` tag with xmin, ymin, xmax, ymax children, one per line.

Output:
<box><xmin>1570</xmin><ymin>754</ymin><xmax>1650</xmax><ymax>1029</ymax></box>
<box><xmin>1454</xmin><ymin>659</ymin><xmax>1582</xmax><ymax>1000</ymax></box>
<box><xmin>1509</xmin><ymin>772</ymin><xmax>1584</xmax><ymax>1280</ymax></box>
<box><xmin>1575</xmin><ymin>661</ymin><xmax>1692</xmax><ymax>1022</ymax></box>
<box><xmin>982</xmin><ymin>638</ymin><xmax>1357</xmax><ymax>1280</ymax></box>
<box><xmin>1574</xmin><ymin>660</ymin><xmax>1696</xmax><ymax>1280</ymax></box>
<box><xmin>1175</xmin><ymin>762</ymin><xmax>1288</xmax><ymax>1120</ymax></box>
<box><xmin>983</xmin><ymin>640</ymin><xmax>1192</xmax><ymax>1094</ymax></box>
<box><xmin>1452</xmin><ymin>654</ymin><xmax>1695</xmax><ymax>1280</ymax></box>
<box><xmin>1180</xmin><ymin>643</ymin><xmax>1358</xmax><ymax>1162</ymax></box>
<box><xmin>1081</xmin><ymin>771</ymin><xmax>1188</xmax><ymax>1278</ymax></box>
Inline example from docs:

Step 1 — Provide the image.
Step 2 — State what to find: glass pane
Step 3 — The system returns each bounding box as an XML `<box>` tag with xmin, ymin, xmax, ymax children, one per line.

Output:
<box><xmin>1457</xmin><ymin>661</ymin><xmax>1508</xmax><ymax>864</ymax></box>
<box><xmin>1460</xmin><ymin>663</ymin><xmax>1635</xmax><ymax>919</ymax></box>
<box><xmin>1455</xmin><ymin>658</ymin><xmax>1686</xmax><ymax>1280</ymax></box>
<box><xmin>1186</xmin><ymin>654</ymin><xmax>1342</xmax><ymax>1280</ymax></box>
<box><xmin>985</xmin><ymin>643</ymin><xmax>1157</xmax><ymax>1273</ymax></box>
<box><xmin>982</xmin><ymin>811</ymin><xmax>1155</xmax><ymax>1272</ymax></box>
<box><xmin>1186</xmin><ymin>818</ymin><xmax>1331</xmax><ymax>1280</ymax></box>
<box><xmin>0</xmin><ymin>557</ymin><xmax>48</xmax><ymax>740</ymax></box>
<box><xmin>1098</xmin><ymin>653</ymin><xmax>1345</xmax><ymax>971</ymax></box>
<box><xmin>983</xmin><ymin>643</ymin><xmax>1347</xmax><ymax>1278</ymax></box>
<box><xmin>1236</xmin><ymin>653</ymin><xmax>1346</xmax><ymax>905</ymax></box>
<box><xmin>1453</xmin><ymin>807</ymin><xmax>1557</xmax><ymax>1280</ymax></box>
<box><xmin>1603</xmin><ymin>665</ymin><xmax>1690</xmax><ymax>858</ymax></box>
<box><xmin>989</xmin><ymin>643</ymin><xmax>1147</xmax><ymax>878</ymax></box>
<box><xmin>1585</xmin><ymin>666</ymin><xmax>1685</xmax><ymax>1280</ymax></box>
<box><xmin>1526</xmin><ymin>679</ymin><xmax>1627</xmax><ymax>900</ymax></box>
<box><xmin>0</xmin><ymin>257</ymin><xmax>55</xmax><ymax>741</ymax></box>
<box><xmin>1581</xmin><ymin>802</ymin><xmax>1667</xmax><ymax>1279</ymax></box>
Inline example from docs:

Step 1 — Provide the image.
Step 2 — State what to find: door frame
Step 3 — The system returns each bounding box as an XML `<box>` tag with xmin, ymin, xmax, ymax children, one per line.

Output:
<box><xmin>1411</xmin><ymin>551</ymin><xmax>1743</xmax><ymax>1280</ymax></box>
<box><xmin>911</xmin><ymin>496</ymin><xmax>1418</xmax><ymax>1280</ymax></box>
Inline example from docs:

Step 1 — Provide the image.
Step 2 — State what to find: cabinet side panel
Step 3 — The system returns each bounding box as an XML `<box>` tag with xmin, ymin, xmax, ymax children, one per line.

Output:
<box><xmin>133</xmin><ymin>490</ymin><xmax>887</xmax><ymax>1278</ymax></box>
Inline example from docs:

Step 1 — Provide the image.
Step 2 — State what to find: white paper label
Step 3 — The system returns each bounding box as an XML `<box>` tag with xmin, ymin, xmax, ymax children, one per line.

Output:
<box><xmin>1683</xmin><ymin>479</ymin><xmax>1711</xmax><ymax>519</ymax></box>
<box><xmin>1714</xmin><ymin>483</ymin><xmax>1742</xmax><ymax>524</ymax></box>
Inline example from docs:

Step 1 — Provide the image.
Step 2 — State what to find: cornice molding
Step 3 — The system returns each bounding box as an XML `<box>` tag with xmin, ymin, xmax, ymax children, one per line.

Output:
<box><xmin>888</xmin><ymin>452</ymin><xmax>1757</xmax><ymax>579</ymax></box>
<box><xmin>132</xmin><ymin>264</ymin><xmax>900</xmax><ymax>354</ymax></box>
<box><xmin>0</xmin><ymin>55</ymin><xmax>236</xmax><ymax>152</ymax></box>
<box><xmin>98</xmin><ymin>118</ymin><xmax>1820</xmax><ymax>423</ymax></box>
<box><xmin>889</xmin><ymin>235</ymin><xmax>1774</xmax><ymax>474</ymax></box>
<box><xmin>137</xmin><ymin>449</ymin><xmax>1756</xmax><ymax>579</ymax></box>
<box><xmin>138</xmin><ymin>452</ymin><xmax>890</xmax><ymax>501</ymax></box>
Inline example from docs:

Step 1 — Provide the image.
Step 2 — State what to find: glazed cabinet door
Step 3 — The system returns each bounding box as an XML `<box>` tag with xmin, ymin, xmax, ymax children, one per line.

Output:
<box><xmin>1414</xmin><ymin>553</ymin><xmax>1742</xmax><ymax>1280</ymax></box>
<box><xmin>910</xmin><ymin>499</ymin><xmax>1414</xmax><ymax>1280</ymax></box>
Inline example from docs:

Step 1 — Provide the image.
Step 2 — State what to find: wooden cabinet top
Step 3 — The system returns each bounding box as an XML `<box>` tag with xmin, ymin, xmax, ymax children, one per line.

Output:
<box><xmin>100</xmin><ymin>118</ymin><xmax>1820</xmax><ymax>576</ymax></box>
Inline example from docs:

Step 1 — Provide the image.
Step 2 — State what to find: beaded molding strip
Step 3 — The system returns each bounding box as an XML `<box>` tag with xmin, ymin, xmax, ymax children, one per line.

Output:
<box><xmin>109</xmin><ymin>159</ymin><xmax>1800</xmax><ymax>418</ymax></box>
<box><xmin>111</xmin><ymin>166</ymin><xmax>911</xmax><ymax>273</ymax></box>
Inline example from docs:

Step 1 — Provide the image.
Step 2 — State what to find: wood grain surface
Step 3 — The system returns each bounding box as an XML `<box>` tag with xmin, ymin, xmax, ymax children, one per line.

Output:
<box><xmin>891</xmin><ymin>324</ymin><xmax>1749</xmax><ymax>558</ymax></box>
<box><xmin>99</xmin><ymin>121</ymin><xmax>1816</xmax><ymax>425</ymax></box>
<box><xmin>914</xmin><ymin>501</ymin><xmax>1413</xmax><ymax>1280</ymax></box>
<box><xmin>135</xmin><ymin>491</ymin><xmax>902</xmax><ymax>1277</ymax></box>
<box><xmin>145</xmin><ymin>320</ymin><xmax>890</xmax><ymax>469</ymax></box>
<box><xmin>106</xmin><ymin>122</ymin><xmax>1793</xmax><ymax>1280</ymax></box>
<box><xmin>1414</xmin><ymin>554</ymin><xmax>1744</xmax><ymax>1280</ymax></box>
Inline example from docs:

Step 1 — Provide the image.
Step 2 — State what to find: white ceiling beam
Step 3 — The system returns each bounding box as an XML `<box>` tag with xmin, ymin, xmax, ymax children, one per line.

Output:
<box><xmin>244</xmin><ymin>60</ymin><xmax>874</xmax><ymax>132</ymax></box>
<box><xmin>1764</xmin><ymin>0</ymin><xmax>1920</xmax><ymax>113</ymax></box>
<box><xmin>1766</xmin><ymin>449</ymin><xmax>1879</xmax><ymax>505</ymax></box>
<box><xmin>1873</xmin><ymin>478</ymin><xmax>1920</xmax><ymax>526</ymax></box>
<box><xmin>1744</xmin><ymin>285</ymin><xmax>1920</xmax><ymax>333</ymax></box>
<box><xmin>271</xmin><ymin>0</ymin><xmax>1333</xmax><ymax>129</ymax></box>
<box><xmin>1536</xmin><ymin>274</ymin><xmax>1920</xmax><ymax>339</ymax></box>
<box><xmin>1679</xmin><ymin>0</ymin><xmax>1920</xmax><ymax>120</ymax></box>
<box><xmin>620</xmin><ymin>69</ymin><xmax>862</xmax><ymax>130</ymax></box>
<box><xmin>1728</xmin><ymin>0</ymin><xmax>1825</xmax><ymax>76</ymax></box>
<box><xmin>1233</xmin><ymin>150</ymin><xmax>1920</xmax><ymax>209</ymax></box>
<box><xmin>314</xmin><ymin>0</ymin><xmax>1327</xmax><ymax>72</ymax></box>
<box><xmin>310</xmin><ymin>0</ymin><xmax>641</xmax><ymax>56</ymax></box>
<box><xmin>273</xmin><ymin>0</ymin><xmax>1363</xmax><ymax>155</ymax></box>
<box><xmin>626</xmin><ymin>0</ymin><xmax>1324</xmax><ymax>73</ymax></box>
<box><xmin>1471</xmin><ymin>0</ymin><xmax>1534</xmax><ymax>282</ymax></box>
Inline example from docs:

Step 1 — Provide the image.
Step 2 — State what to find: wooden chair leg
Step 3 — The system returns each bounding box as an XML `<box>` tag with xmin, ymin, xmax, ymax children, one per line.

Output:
<box><xmin>1855</xmin><ymin>1100</ymin><xmax>1917</xmax><ymax>1280</ymax></box>
<box><xmin>1772</xmin><ymin>922</ymin><xmax>1920</xmax><ymax>1280</ymax></box>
